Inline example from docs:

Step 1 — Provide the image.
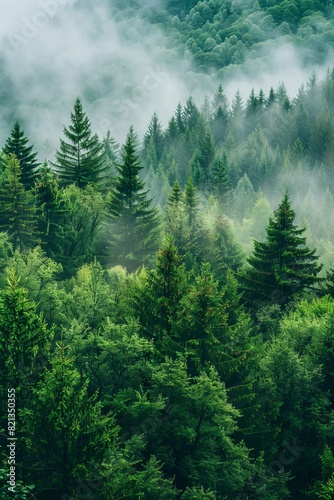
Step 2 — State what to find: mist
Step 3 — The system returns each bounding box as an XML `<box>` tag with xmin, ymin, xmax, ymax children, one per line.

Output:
<box><xmin>0</xmin><ymin>0</ymin><xmax>333</xmax><ymax>159</ymax></box>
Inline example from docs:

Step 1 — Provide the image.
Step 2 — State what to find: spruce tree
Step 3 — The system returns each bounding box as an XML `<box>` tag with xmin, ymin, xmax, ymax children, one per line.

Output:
<box><xmin>210</xmin><ymin>153</ymin><xmax>233</xmax><ymax>210</ymax></box>
<box><xmin>3</xmin><ymin>121</ymin><xmax>40</xmax><ymax>190</ymax></box>
<box><xmin>0</xmin><ymin>154</ymin><xmax>37</xmax><ymax>251</ymax></box>
<box><xmin>198</xmin><ymin>130</ymin><xmax>215</xmax><ymax>184</ymax></box>
<box><xmin>239</xmin><ymin>192</ymin><xmax>323</xmax><ymax>308</ymax></box>
<box><xmin>107</xmin><ymin>126</ymin><xmax>160</xmax><ymax>270</ymax></box>
<box><xmin>51</xmin><ymin>98</ymin><xmax>107</xmax><ymax>188</ymax></box>
<box><xmin>167</xmin><ymin>180</ymin><xmax>183</xmax><ymax>208</ymax></box>
<box><xmin>141</xmin><ymin>112</ymin><xmax>165</xmax><ymax>171</ymax></box>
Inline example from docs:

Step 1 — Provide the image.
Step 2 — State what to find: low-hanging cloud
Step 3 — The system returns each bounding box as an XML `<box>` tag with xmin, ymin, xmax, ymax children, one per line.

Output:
<box><xmin>0</xmin><ymin>0</ymin><xmax>333</xmax><ymax>160</ymax></box>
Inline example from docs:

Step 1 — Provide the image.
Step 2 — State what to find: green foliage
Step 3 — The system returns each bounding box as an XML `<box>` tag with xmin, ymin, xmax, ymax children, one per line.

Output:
<box><xmin>20</xmin><ymin>342</ymin><xmax>118</xmax><ymax>497</ymax></box>
<box><xmin>147</xmin><ymin>356</ymin><xmax>254</xmax><ymax>496</ymax></box>
<box><xmin>0</xmin><ymin>469</ymin><xmax>34</xmax><ymax>499</ymax></box>
<box><xmin>51</xmin><ymin>98</ymin><xmax>108</xmax><ymax>188</ymax></box>
<box><xmin>0</xmin><ymin>154</ymin><xmax>37</xmax><ymax>251</ymax></box>
<box><xmin>34</xmin><ymin>161</ymin><xmax>60</xmax><ymax>248</ymax></box>
<box><xmin>8</xmin><ymin>246</ymin><xmax>63</xmax><ymax>327</ymax></box>
<box><xmin>107</xmin><ymin>126</ymin><xmax>161</xmax><ymax>270</ymax></box>
<box><xmin>51</xmin><ymin>184</ymin><xmax>106</xmax><ymax>275</ymax></box>
<box><xmin>239</xmin><ymin>192</ymin><xmax>323</xmax><ymax>309</ymax></box>
<box><xmin>0</xmin><ymin>269</ymin><xmax>52</xmax><ymax>388</ymax></box>
<box><xmin>2</xmin><ymin>121</ymin><xmax>40</xmax><ymax>190</ymax></box>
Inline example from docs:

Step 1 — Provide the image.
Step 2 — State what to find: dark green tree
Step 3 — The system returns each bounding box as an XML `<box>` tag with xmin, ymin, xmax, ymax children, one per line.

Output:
<box><xmin>0</xmin><ymin>269</ymin><xmax>52</xmax><ymax>389</ymax></box>
<box><xmin>239</xmin><ymin>192</ymin><xmax>323</xmax><ymax>309</ymax></box>
<box><xmin>141</xmin><ymin>112</ymin><xmax>165</xmax><ymax>171</ymax></box>
<box><xmin>210</xmin><ymin>153</ymin><xmax>233</xmax><ymax>210</ymax></box>
<box><xmin>197</xmin><ymin>130</ymin><xmax>215</xmax><ymax>184</ymax></box>
<box><xmin>51</xmin><ymin>98</ymin><xmax>107</xmax><ymax>188</ymax></box>
<box><xmin>2</xmin><ymin>121</ymin><xmax>40</xmax><ymax>190</ymax></box>
<box><xmin>167</xmin><ymin>180</ymin><xmax>183</xmax><ymax>208</ymax></box>
<box><xmin>20</xmin><ymin>342</ymin><xmax>117</xmax><ymax>498</ymax></box>
<box><xmin>134</xmin><ymin>236</ymin><xmax>189</xmax><ymax>356</ymax></box>
<box><xmin>107</xmin><ymin>126</ymin><xmax>161</xmax><ymax>270</ymax></box>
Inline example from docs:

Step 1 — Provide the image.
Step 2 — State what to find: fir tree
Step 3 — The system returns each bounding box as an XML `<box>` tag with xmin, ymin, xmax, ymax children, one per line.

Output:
<box><xmin>167</xmin><ymin>180</ymin><xmax>183</xmax><ymax>209</ymax></box>
<box><xmin>51</xmin><ymin>98</ymin><xmax>107</xmax><ymax>188</ymax></box>
<box><xmin>3</xmin><ymin>121</ymin><xmax>40</xmax><ymax>190</ymax></box>
<box><xmin>198</xmin><ymin>130</ymin><xmax>215</xmax><ymax>184</ymax></box>
<box><xmin>107</xmin><ymin>126</ymin><xmax>161</xmax><ymax>270</ymax></box>
<box><xmin>210</xmin><ymin>153</ymin><xmax>233</xmax><ymax>210</ymax></box>
<box><xmin>239</xmin><ymin>192</ymin><xmax>323</xmax><ymax>309</ymax></box>
<box><xmin>141</xmin><ymin>112</ymin><xmax>165</xmax><ymax>171</ymax></box>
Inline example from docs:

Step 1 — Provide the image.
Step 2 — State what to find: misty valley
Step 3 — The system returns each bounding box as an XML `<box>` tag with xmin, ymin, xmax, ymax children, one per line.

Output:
<box><xmin>2</xmin><ymin>0</ymin><xmax>334</xmax><ymax>499</ymax></box>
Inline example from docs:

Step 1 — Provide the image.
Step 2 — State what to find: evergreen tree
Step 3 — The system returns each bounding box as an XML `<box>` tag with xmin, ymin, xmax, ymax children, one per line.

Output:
<box><xmin>230</xmin><ymin>90</ymin><xmax>245</xmax><ymax>138</ymax></box>
<box><xmin>51</xmin><ymin>184</ymin><xmax>106</xmax><ymax>276</ymax></box>
<box><xmin>239</xmin><ymin>192</ymin><xmax>323</xmax><ymax>309</ymax></box>
<box><xmin>34</xmin><ymin>161</ymin><xmax>59</xmax><ymax>249</ymax></box>
<box><xmin>102</xmin><ymin>129</ymin><xmax>119</xmax><ymax>187</ymax></box>
<box><xmin>134</xmin><ymin>236</ymin><xmax>189</xmax><ymax>355</ymax></box>
<box><xmin>234</xmin><ymin>173</ymin><xmax>257</xmax><ymax>221</ymax></box>
<box><xmin>20</xmin><ymin>342</ymin><xmax>117</xmax><ymax>498</ymax></box>
<box><xmin>2</xmin><ymin>121</ymin><xmax>40</xmax><ymax>190</ymax></box>
<box><xmin>141</xmin><ymin>112</ymin><xmax>165</xmax><ymax>171</ymax></box>
<box><xmin>51</xmin><ymin>98</ymin><xmax>107</xmax><ymax>188</ymax></box>
<box><xmin>0</xmin><ymin>154</ymin><xmax>37</xmax><ymax>251</ymax></box>
<box><xmin>0</xmin><ymin>269</ymin><xmax>52</xmax><ymax>393</ymax></box>
<box><xmin>175</xmin><ymin>103</ymin><xmax>185</xmax><ymax>133</ymax></box>
<box><xmin>165</xmin><ymin>116</ymin><xmax>181</xmax><ymax>149</ymax></box>
<box><xmin>182</xmin><ymin>96</ymin><xmax>201</xmax><ymax>131</ymax></box>
<box><xmin>107</xmin><ymin>126</ymin><xmax>160</xmax><ymax>271</ymax></box>
<box><xmin>165</xmin><ymin>183</ymin><xmax>190</xmax><ymax>254</ymax></box>
<box><xmin>184</xmin><ymin>176</ymin><xmax>198</xmax><ymax>226</ymax></box>
<box><xmin>266</xmin><ymin>87</ymin><xmax>276</xmax><ymax>108</ymax></box>
<box><xmin>197</xmin><ymin>130</ymin><xmax>215</xmax><ymax>184</ymax></box>
<box><xmin>210</xmin><ymin>153</ymin><xmax>233</xmax><ymax>210</ymax></box>
<box><xmin>167</xmin><ymin>180</ymin><xmax>183</xmax><ymax>208</ymax></box>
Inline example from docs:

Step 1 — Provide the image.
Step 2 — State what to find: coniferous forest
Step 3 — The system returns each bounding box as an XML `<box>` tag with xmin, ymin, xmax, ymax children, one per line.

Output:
<box><xmin>2</xmin><ymin>1</ymin><xmax>334</xmax><ymax>499</ymax></box>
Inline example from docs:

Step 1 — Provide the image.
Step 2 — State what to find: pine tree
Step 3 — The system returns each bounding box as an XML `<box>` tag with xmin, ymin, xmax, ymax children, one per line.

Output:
<box><xmin>51</xmin><ymin>98</ymin><xmax>107</xmax><ymax>188</ymax></box>
<box><xmin>175</xmin><ymin>103</ymin><xmax>185</xmax><ymax>133</ymax></box>
<box><xmin>182</xmin><ymin>96</ymin><xmax>201</xmax><ymax>131</ymax></box>
<box><xmin>3</xmin><ymin>121</ymin><xmax>40</xmax><ymax>190</ymax></box>
<box><xmin>210</xmin><ymin>153</ymin><xmax>233</xmax><ymax>210</ymax></box>
<box><xmin>212</xmin><ymin>84</ymin><xmax>229</xmax><ymax>114</ymax></box>
<box><xmin>266</xmin><ymin>87</ymin><xmax>276</xmax><ymax>108</ymax></box>
<box><xmin>167</xmin><ymin>180</ymin><xmax>183</xmax><ymax>208</ymax></box>
<box><xmin>135</xmin><ymin>236</ymin><xmax>189</xmax><ymax>355</ymax></box>
<box><xmin>102</xmin><ymin>129</ymin><xmax>119</xmax><ymax>187</ymax></box>
<box><xmin>239</xmin><ymin>192</ymin><xmax>323</xmax><ymax>309</ymax></box>
<box><xmin>107</xmin><ymin>126</ymin><xmax>161</xmax><ymax>270</ymax></box>
<box><xmin>0</xmin><ymin>154</ymin><xmax>37</xmax><ymax>251</ymax></box>
<box><xmin>198</xmin><ymin>130</ymin><xmax>215</xmax><ymax>185</ymax></box>
<box><xmin>141</xmin><ymin>112</ymin><xmax>165</xmax><ymax>171</ymax></box>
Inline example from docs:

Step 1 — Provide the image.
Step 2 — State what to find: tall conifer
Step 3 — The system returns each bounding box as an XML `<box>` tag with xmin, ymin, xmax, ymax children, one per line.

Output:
<box><xmin>51</xmin><ymin>98</ymin><xmax>107</xmax><ymax>188</ymax></box>
<box><xmin>107</xmin><ymin>126</ymin><xmax>160</xmax><ymax>270</ymax></box>
<box><xmin>3</xmin><ymin>121</ymin><xmax>40</xmax><ymax>190</ymax></box>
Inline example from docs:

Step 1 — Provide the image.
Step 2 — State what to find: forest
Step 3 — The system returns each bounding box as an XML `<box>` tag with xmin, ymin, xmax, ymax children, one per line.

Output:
<box><xmin>1</xmin><ymin>0</ymin><xmax>334</xmax><ymax>499</ymax></box>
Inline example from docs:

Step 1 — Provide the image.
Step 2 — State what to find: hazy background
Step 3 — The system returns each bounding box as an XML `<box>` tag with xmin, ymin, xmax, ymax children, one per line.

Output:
<box><xmin>0</xmin><ymin>0</ymin><xmax>333</xmax><ymax>158</ymax></box>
